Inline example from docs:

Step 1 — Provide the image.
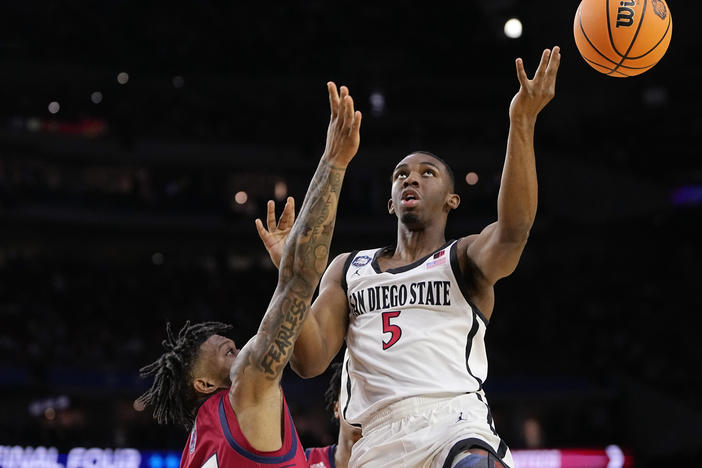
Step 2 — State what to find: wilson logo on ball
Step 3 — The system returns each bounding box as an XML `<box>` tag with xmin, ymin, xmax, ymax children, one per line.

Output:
<box><xmin>616</xmin><ymin>1</ymin><xmax>635</xmax><ymax>28</ymax></box>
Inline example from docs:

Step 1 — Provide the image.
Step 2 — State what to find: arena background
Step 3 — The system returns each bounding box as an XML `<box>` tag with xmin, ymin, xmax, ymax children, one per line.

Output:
<box><xmin>1</xmin><ymin>1</ymin><xmax>700</xmax><ymax>467</ymax></box>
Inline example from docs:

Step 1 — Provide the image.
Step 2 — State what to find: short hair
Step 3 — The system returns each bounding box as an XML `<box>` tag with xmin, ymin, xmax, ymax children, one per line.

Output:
<box><xmin>136</xmin><ymin>321</ymin><xmax>232</xmax><ymax>430</ymax></box>
<box><xmin>324</xmin><ymin>361</ymin><xmax>343</xmax><ymax>417</ymax></box>
<box><xmin>403</xmin><ymin>151</ymin><xmax>456</xmax><ymax>191</ymax></box>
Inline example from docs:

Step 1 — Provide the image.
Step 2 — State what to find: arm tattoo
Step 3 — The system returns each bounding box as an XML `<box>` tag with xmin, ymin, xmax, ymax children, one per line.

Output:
<box><xmin>258</xmin><ymin>296</ymin><xmax>307</xmax><ymax>377</ymax></box>
<box><xmin>250</xmin><ymin>159</ymin><xmax>346</xmax><ymax>380</ymax></box>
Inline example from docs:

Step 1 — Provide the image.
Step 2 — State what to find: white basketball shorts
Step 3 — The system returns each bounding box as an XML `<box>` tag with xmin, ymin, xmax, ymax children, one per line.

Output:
<box><xmin>348</xmin><ymin>393</ymin><xmax>513</xmax><ymax>468</ymax></box>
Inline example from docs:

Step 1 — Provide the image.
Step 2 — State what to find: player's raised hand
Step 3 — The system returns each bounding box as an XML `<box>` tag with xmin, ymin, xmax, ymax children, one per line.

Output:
<box><xmin>323</xmin><ymin>82</ymin><xmax>362</xmax><ymax>168</ymax></box>
<box><xmin>510</xmin><ymin>46</ymin><xmax>561</xmax><ymax>122</ymax></box>
<box><xmin>255</xmin><ymin>197</ymin><xmax>295</xmax><ymax>269</ymax></box>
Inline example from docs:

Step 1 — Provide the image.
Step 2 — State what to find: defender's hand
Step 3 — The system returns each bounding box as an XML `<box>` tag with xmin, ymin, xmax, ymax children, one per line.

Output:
<box><xmin>322</xmin><ymin>82</ymin><xmax>362</xmax><ymax>168</ymax></box>
<box><xmin>509</xmin><ymin>46</ymin><xmax>561</xmax><ymax>123</ymax></box>
<box><xmin>255</xmin><ymin>197</ymin><xmax>295</xmax><ymax>269</ymax></box>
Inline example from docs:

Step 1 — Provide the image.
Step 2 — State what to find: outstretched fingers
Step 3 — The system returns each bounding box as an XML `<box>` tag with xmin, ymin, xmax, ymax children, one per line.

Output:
<box><xmin>546</xmin><ymin>46</ymin><xmax>561</xmax><ymax>77</ymax></box>
<box><xmin>352</xmin><ymin>110</ymin><xmax>362</xmax><ymax>135</ymax></box>
<box><xmin>328</xmin><ymin>82</ymin><xmax>340</xmax><ymax>118</ymax></box>
<box><xmin>278</xmin><ymin>196</ymin><xmax>295</xmax><ymax>229</ymax></box>
<box><xmin>255</xmin><ymin>218</ymin><xmax>268</xmax><ymax>243</ymax></box>
<box><xmin>330</xmin><ymin>84</ymin><xmax>359</xmax><ymax>134</ymax></box>
<box><xmin>343</xmin><ymin>95</ymin><xmax>355</xmax><ymax>134</ymax></box>
<box><xmin>265</xmin><ymin>200</ymin><xmax>277</xmax><ymax>231</ymax></box>
<box><xmin>511</xmin><ymin>45</ymin><xmax>560</xmax><ymax>117</ymax></box>
<box><xmin>534</xmin><ymin>48</ymin><xmax>551</xmax><ymax>78</ymax></box>
<box><xmin>515</xmin><ymin>58</ymin><xmax>529</xmax><ymax>88</ymax></box>
<box><xmin>337</xmin><ymin>89</ymin><xmax>348</xmax><ymax>127</ymax></box>
<box><xmin>322</xmin><ymin>81</ymin><xmax>361</xmax><ymax>166</ymax></box>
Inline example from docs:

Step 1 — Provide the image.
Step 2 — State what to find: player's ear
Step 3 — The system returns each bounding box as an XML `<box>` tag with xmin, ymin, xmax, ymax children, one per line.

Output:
<box><xmin>388</xmin><ymin>198</ymin><xmax>395</xmax><ymax>214</ymax></box>
<box><xmin>193</xmin><ymin>377</ymin><xmax>219</xmax><ymax>395</ymax></box>
<box><xmin>446</xmin><ymin>193</ymin><xmax>460</xmax><ymax>211</ymax></box>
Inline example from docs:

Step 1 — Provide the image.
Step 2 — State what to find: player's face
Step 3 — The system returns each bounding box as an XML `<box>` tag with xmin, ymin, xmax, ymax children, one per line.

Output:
<box><xmin>196</xmin><ymin>334</ymin><xmax>239</xmax><ymax>387</ymax></box>
<box><xmin>389</xmin><ymin>153</ymin><xmax>455</xmax><ymax>228</ymax></box>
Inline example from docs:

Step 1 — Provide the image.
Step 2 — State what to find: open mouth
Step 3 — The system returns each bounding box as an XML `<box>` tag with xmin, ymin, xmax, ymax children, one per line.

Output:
<box><xmin>401</xmin><ymin>191</ymin><xmax>419</xmax><ymax>207</ymax></box>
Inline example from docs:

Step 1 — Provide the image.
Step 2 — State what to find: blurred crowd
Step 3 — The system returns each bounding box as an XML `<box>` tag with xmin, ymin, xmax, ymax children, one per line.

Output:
<box><xmin>1</xmin><ymin>198</ymin><xmax>700</xmax><ymax>457</ymax></box>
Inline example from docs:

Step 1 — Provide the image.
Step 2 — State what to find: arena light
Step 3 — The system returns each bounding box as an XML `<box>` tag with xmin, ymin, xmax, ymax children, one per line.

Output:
<box><xmin>465</xmin><ymin>172</ymin><xmax>479</xmax><ymax>186</ymax></box>
<box><xmin>48</xmin><ymin>101</ymin><xmax>60</xmax><ymax>114</ymax></box>
<box><xmin>504</xmin><ymin>18</ymin><xmax>523</xmax><ymax>39</ymax></box>
<box><xmin>91</xmin><ymin>91</ymin><xmax>103</xmax><ymax>104</ymax></box>
<box><xmin>274</xmin><ymin>181</ymin><xmax>287</xmax><ymax>200</ymax></box>
<box><xmin>234</xmin><ymin>191</ymin><xmax>248</xmax><ymax>205</ymax></box>
<box><xmin>117</xmin><ymin>72</ymin><xmax>129</xmax><ymax>85</ymax></box>
<box><xmin>605</xmin><ymin>445</ymin><xmax>625</xmax><ymax>468</ymax></box>
<box><xmin>172</xmin><ymin>76</ymin><xmax>184</xmax><ymax>88</ymax></box>
<box><xmin>369</xmin><ymin>91</ymin><xmax>385</xmax><ymax>116</ymax></box>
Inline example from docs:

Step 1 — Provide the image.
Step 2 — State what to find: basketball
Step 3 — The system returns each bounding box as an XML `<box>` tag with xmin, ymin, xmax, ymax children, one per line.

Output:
<box><xmin>573</xmin><ymin>0</ymin><xmax>672</xmax><ymax>77</ymax></box>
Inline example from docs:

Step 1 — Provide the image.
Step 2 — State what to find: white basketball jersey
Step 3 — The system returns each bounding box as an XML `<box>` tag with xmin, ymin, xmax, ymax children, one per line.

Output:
<box><xmin>339</xmin><ymin>240</ymin><xmax>492</xmax><ymax>428</ymax></box>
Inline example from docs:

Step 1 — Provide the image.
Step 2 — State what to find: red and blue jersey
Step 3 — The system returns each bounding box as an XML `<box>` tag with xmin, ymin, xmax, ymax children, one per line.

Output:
<box><xmin>180</xmin><ymin>389</ymin><xmax>309</xmax><ymax>468</ymax></box>
<box><xmin>305</xmin><ymin>445</ymin><xmax>336</xmax><ymax>468</ymax></box>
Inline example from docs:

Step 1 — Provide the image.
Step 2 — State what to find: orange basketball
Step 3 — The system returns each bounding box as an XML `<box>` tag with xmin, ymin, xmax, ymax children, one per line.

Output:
<box><xmin>573</xmin><ymin>0</ymin><xmax>672</xmax><ymax>77</ymax></box>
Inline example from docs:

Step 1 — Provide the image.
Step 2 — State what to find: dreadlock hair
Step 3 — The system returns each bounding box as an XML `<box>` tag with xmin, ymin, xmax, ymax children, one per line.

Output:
<box><xmin>324</xmin><ymin>361</ymin><xmax>344</xmax><ymax>421</ymax></box>
<box><xmin>136</xmin><ymin>321</ymin><xmax>232</xmax><ymax>430</ymax></box>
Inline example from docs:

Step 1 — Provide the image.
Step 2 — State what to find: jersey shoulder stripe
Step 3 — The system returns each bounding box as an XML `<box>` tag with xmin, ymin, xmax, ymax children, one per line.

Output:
<box><xmin>340</xmin><ymin>250</ymin><xmax>360</xmax><ymax>294</ymax></box>
<box><xmin>342</xmin><ymin>356</ymin><xmax>361</xmax><ymax>429</ymax></box>
<box><xmin>448</xmin><ymin>240</ymin><xmax>489</xmax><ymax>326</ymax></box>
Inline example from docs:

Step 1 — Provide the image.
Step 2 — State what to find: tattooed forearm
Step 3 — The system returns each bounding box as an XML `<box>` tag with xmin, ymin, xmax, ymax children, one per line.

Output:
<box><xmin>286</xmin><ymin>160</ymin><xmax>345</xmax><ymax>285</ymax></box>
<box><xmin>258</xmin><ymin>295</ymin><xmax>307</xmax><ymax>377</ymax></box>
<box><xmin>251</xmin><ymin>158</ymin><xmax>346</xmax><ymax>380</ymax></box>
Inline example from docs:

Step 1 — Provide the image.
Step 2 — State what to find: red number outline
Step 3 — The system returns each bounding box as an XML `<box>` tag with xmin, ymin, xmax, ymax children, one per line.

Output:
<box><xmin>382</xmin><ymin>311</ymin><xmax>402</xmax><ymax>350</ymax></box>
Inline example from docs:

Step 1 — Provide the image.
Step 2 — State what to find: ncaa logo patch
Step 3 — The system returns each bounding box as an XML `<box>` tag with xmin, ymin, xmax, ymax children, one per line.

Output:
<box><xmin>352</xmin><ymin>255</ymin><xmax>371</xmax><ymax>267</ymax></box>
<box><xmin>189</xmin><ymin>424</ymin><xmax>197</xmax><ymax>454</ymax></box>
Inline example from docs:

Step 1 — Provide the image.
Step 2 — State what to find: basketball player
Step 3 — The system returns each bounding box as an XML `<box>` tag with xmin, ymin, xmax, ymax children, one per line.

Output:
<box><xmin>304</xmin><ymin>361</ymin><xmax>362</xmax><ymax>468</ymax></box>
<box><xmin>257</xmin><ymin>47</ymin><xmax>561</xmax><ymax>468</ymax></box>
<box><xmin>136</xmin><ymin>81</ymin><xmax>361</xmax><ymax>468</ymax></box>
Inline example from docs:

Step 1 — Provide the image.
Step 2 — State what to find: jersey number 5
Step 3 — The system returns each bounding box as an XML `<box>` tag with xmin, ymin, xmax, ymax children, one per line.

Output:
<box><xmin>382</xmin><ymin>311</ymin><xmax>402</xmax><ymax>350</ymax></box>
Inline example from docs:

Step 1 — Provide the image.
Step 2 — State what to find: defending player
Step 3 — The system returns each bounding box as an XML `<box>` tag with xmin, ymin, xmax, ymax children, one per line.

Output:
<box><xmin>304</xmin><ymin>361</ymin><xmax>362</xmax><ymax>468</ymax></box>
<box><xmin>136</xmin><ymin>81</ymin><xmax>361</xmax><ymax>468</ymax></box>
<box><xmin>257</xmin><ymin>214</ymin><xmax>361</xmax><ymax>468</ymax></box>
<box><xmin>257</xmin><ymin>47</ymin><xmax>561</xmax><ymax>468</ymax></box>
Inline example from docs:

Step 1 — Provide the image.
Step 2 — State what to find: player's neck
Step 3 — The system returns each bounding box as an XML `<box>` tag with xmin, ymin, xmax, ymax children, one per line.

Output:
<box><xmin>394</xmin><ymin>224</ymin><xmax>447</xmax><ymax>262</ymax></box>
